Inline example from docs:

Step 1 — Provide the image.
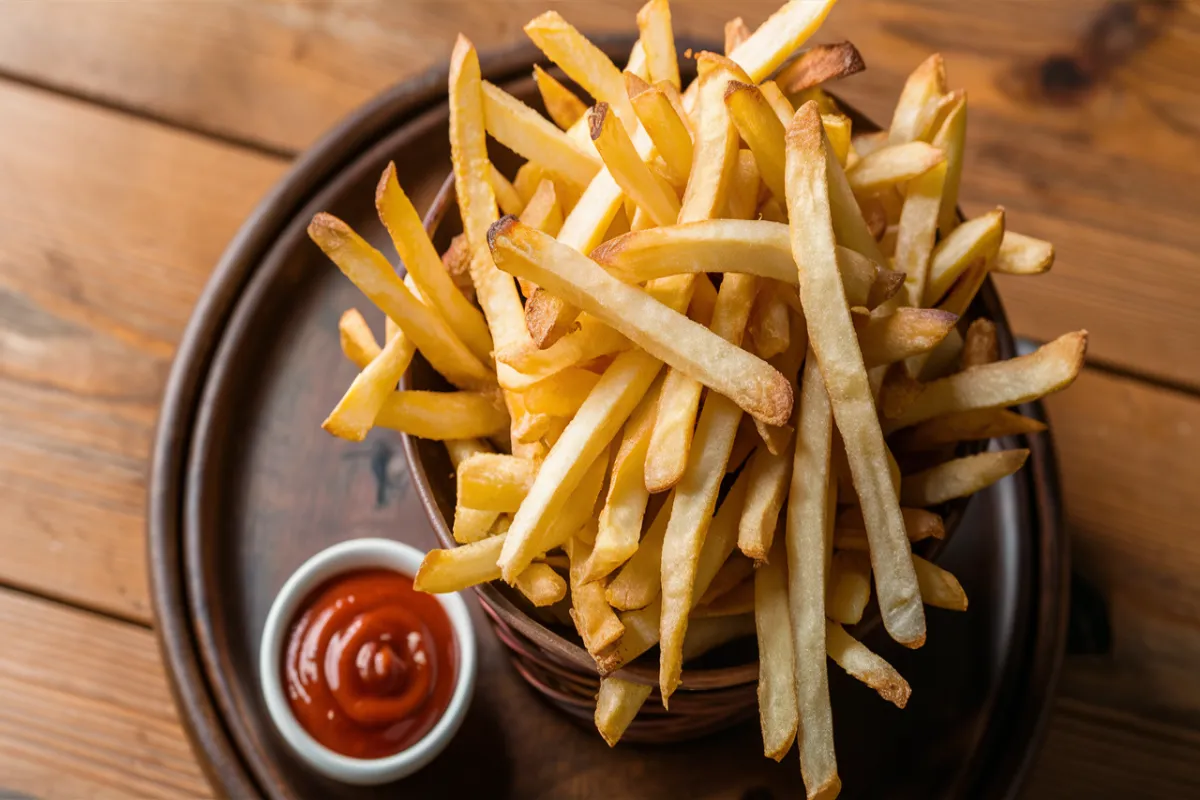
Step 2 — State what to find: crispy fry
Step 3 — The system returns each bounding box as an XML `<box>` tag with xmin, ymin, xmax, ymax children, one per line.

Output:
<box><xmin>490</xmin><ymin>219</ymin><xmax>792</xmax><ymax>426</ymax></box>
<box><xmin>725</xmin><ymin>80</ymin><xmax>787</xmax><ymax>203</ymax></box>
<box><xmin>912</xmin><ymin>555</ymin><xmax>968</xmax><ymax>610</ymax></box>
<box><xmin>566</xmin><ymin>531</ymin><xmax>626</xmax><ymax>653</ymax></box>
<box><xmin>727</xmin><ymin>0</ymin><xmax>839</xmax><ymax>83</ymax></box>
<box><xmin>932</xmin><ymin>91</ymin><xmax>967</xmax><ymax>236</ymax></box>
<box><xmin>827</xmin><ymin>550</ymin><xmax>872</xmax><ymax>625</ymax></box>
<box><xmin>758</xmin><ymin>80</ymin><xmax>796</xmax><ymax>125</ymax></box>
<box><xmin>374</xmin><ymin>391</ymin><xmax>508</xmax><ymax>440</ymax></box>
<box><xmin>698</xmin><ymin>554</ymin><xmax>756</xmax><ymax>606</ymax></box>
<box><xmin>496</xmin><ymin>316</ymin><xmax>631</xmax><ymax>388</ymax></box>
<box><xmin>637</xmin><ymin>0</ymin><xmax>681</xmax><ymax>90</ymax></box>
<box><xmin>496</xmin><ymin>349</ymin><xmax>661</xmax><ymax>581</ymax></box>
<box><xmin>441</xmin><ymin>233</ymin><xmax>476</xmax><ymax>303</ymax></box>
<box><xmin>514</xmin><ymin>562</ymin><xmax>568</xmax><ymax>606</ymax></box>
<box><xmin>901</xmin><ymin>449</ymin><xmax>1030</xmax><ymax>507</ymax></box>
<box><xmin>785</xmin><ymin>102</ymin><xmax>924</xmax><ymax>648</ymax></box>
<box><xmin>993</xmin><ymin>231</ymin><xmax>1055</xmax><ymax>275</ymax></box>
<box><xmin>514</xmin><ymin>178</ymin><xmax>565</xmax><ymax>296</ymax></box>
<box><xmin>725</xmin><ymin>17</ymin><xmax>752</xmax><ymax>55</ymax></box>
<box><xmin>893</xmin><ymin>160</ymin><xmax>947</xmax><ymax>308</ymax></box>
<box><xmin>896</xmin><ymin>408</ymin><xmax>1046</xmax><ymax>451</ymax></box>
<box><xmin>377</xmin><ymin>162</ymin><xmax>495</xmax><ymax>363</ymax></box>
<box><xmin>488</xmin><ymin>162</ymin><xmax>526</xmax><ymax>217</ymax></box>
<box><xmin>923</xmin><ymin>208</ymin><xmax>1005</xmax><ymax>306</ymax></box>
<box><xmin>678</xmin><ymin>55</ymin><xmax>743</xmax><ymax>224</ymax></box>
<box><xmin>590</xmin><ymin>102</ymin><xmax>680</xmax><ymax>227</ymax></box>
<box><xmin>482</xmin><ymin>81</ymin><xmax>602</xmax><ymax>188</ymax></box>
<box><xmin>415</xmin><ymin>533</ymin><xmax>505</xmax><ymax>593</ymax></box>
<box><xmin>338</xmin><ymin>308</ymin><xmax>381</xmax><ymax>369</ymax></box>
<box><xmin>889</xmin><ymin>53</ymin><xmax>947</xmax><ymax>145</ymax></box>
<box><xmin>854</xmin><ymin>307</ymin><xmax>958</xmax><ymax>367</ymax></box>
<box><xmin>826</xmin><ymin>621</ymin><xmax>911</xmax><ymax>708</ymax></box>
<box><xmin>445</xmin><ymin>440</ymin><xmax>504</xmax><ymax>543</ymax></box>
<box><xmin>727</xmin><ymin>415</ymin><xmax>760</xmax><ymax>473</ymax></box>
<box><xmin>960</xmin><ymin>318</ymin><xmax>999</xmax><ymax>370</ymax></box>
<box><xmin>595</xmin><ymin>677</ymin><xmax>653</xmax><ymax>747</ymax></box>
<box><xmin>878</xmin><ymin>361</ymin><xmax>924</xmax><ymax>420</ymax></box>
<box><xmin>513</xmin><ymin>162</ymin><xmax>547</xmax><ymax>203</ymax></box>
<box><xmin>836</xmin><ymin>506</ymin><xmax>943</xmax><ymax>541</ymax></box>
<box><xmin>750</xmin><ymin>283</ymin><xmax>792</xmax><ymax>361</ymax></box>
<box><xmin>456</xmin><ymin>453</ymin><xmax>538</xmax><ymax>512</ymax></box>
<box><xmin>887</xmin><ymin>331</ymin><xmax>1088</xmax><ymax>431</ymax></box>
<box><xmin>846</xmin><ymin>142</ymin><xmax>946</xmax><ymax>195</ymax></box>
<box><xmin>777</xmin><ymin>41</ymin><xmax>866</xmax><ymax>95</ymax></box>
<box><xmin>606</xmin><ymin>492</ymin><xmax>673</xmax><ymax>610</ymax></box>
<box><xmin>630</xmin><ymin>84</ymin><xmax>693</xmax><ymax>186</ymax></box>
<box><xmin>755</xmin><ymin>536</ymin><xmax>798</xmax><ymax>761</ymax></box>
<box><xmin>852</xmin><ymin>131</ymin><xmax>888</xmax><ymax>158</ymax></box>
<box><xmin>519</xmin><ymin>367</ymin><xmax>601</xmax><ymax>417</ymax></box>
<box><xmin>533</xmin><ymin>64</ymin><xmax>589</xmax><ymax>130</ymax></box>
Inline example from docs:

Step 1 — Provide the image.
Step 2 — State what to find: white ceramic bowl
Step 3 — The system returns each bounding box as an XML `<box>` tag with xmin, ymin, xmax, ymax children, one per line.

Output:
<box><xmin>259</xmin><ymin>538</ymin><xmax>476</xmax><ymax>785</ymax></box>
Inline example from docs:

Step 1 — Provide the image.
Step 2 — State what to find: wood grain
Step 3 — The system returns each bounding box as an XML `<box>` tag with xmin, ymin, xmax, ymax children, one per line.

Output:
<box><xmin>0</xmin><ymin>0</ymin><xmax>1195</xmax><ymax>386</ymax></box>
<box><xmin>0</xmin><ymin>587</ymin><xmax>210</xmax><ymax>799</ymax></box>
<box><xmin>0</xmin><ymin>80</ymin><xmax>285</xmax><ymax>621</ymax></box>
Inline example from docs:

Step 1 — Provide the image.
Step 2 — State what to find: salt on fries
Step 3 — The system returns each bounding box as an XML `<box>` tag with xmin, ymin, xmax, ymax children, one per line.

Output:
<box><xmin>309</xmin><ymin>2</ymin><xmax>1086</xmax><ymax>795</ymax></box>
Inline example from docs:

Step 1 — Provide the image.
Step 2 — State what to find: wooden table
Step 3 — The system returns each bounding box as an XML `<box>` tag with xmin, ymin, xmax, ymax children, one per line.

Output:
<box><xmin>0</xmin><ymin>1</ymin><xmax>1197</xmax><ymax>796</ymax></box>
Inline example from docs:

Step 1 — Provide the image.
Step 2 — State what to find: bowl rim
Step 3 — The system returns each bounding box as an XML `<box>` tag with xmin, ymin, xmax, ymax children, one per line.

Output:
<box><xmin>258</xmin><ymin>538</ymin><xmax>477</xmax><ymax>785</ymax></box>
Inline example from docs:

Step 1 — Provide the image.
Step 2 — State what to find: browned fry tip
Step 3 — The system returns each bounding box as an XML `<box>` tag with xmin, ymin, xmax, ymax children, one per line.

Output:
<box><xmin>487</xmin><ymin>214</ymin><xmax>520</xmax><ymax>251</ymax></box>
<box><xmin>624</xmin><ymin>71</ymin><xmax>651</xmax><ymax>98</ymax></box>
<box><xmin>779</xmin><ymin>41</ymin><xmax>866</xmax><ymax>94</ymax></box>
<box><xmin>589</xmin><ymin>102</ymin><xmax>611</xmax><ymax>140</ymax></box>
<box><xmin>374</xmin><ymin>161</ymin><xmax>398</xmax><ymax>207</ymax></box>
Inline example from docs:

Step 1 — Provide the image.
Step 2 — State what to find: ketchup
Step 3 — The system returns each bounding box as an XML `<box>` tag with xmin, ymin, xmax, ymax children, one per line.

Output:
<box><xmin>282</xmin><ymin>568</ymin><xmax>457</xmax><ymax>759</ymax></box>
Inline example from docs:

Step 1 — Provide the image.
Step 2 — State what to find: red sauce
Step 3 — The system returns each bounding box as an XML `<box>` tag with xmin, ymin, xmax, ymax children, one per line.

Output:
<box><xmin>282</xmin><ymin>568</ymin><xmax>457</xmax><ymax>759</ymax></box>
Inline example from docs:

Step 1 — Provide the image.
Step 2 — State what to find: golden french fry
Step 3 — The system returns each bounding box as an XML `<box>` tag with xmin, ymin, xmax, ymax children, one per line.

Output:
<box><xmin>854</xmin><ymin>307</ymin><xmax>959</xmax><ymax>368</ymax></box>
<box><xmin>754</xmin><ymin>536</ymin><xmax>797</xmax><ymax>761</ymax></box>
<box><xmin>325</xmin><ymin>319</ymin><xmax>419</xmax><ymax>442</ymax></box>
<box><xmin>889</xmin><ymin>53</ymin><xmax>947</xmax><ymax>145</ymax></box>
<box><xmin>496</xmin><ymin>315</ymin><xmax>632</xmax><ymax>388</ymax></box>
<box><xmin>892</xmin><ymin>159</ymin><xmax>947</xmax><ymax>308</ymax></box>
<box><xmin>519</xmin><ymin>367</ymin><xmax>601</xmax><ymax>417</ymax></box>
<box><xmin>913</xmin><ymin>555</ymin><xmax>968</xmax><ymax>610</ymax></box>
<box><xmin>878</xmin><ymin>361</ymin><xmax>924</xmax><ymax>420</ymax></box>
<box><xmin>960</xmin><ymin>318</ymin><xmax>999</xmax><ymax>370</ymax></box>
<box><xmin>846</xmin><ymin>142</ymin><xmax>946</xmax><ymax>195</ymax></box>
<box><xmin>725</xmin><ymin>17</ymin><xmax>751</xmax><ymax>55</ymax></box>
<box><xmin>456</xmin><ymin>453</ymin><xmax>538</xmax><ymax>512</ymax></box>
<box><xmin>852</xmin><ymin>130</ymin><xmax>888</xmax><ymax>158</ymax></box>
<box><xmin>586</xmin><ymin>381</ymin><xmax>661</xmax><ymax>582</ymax></box>
<box><xmin>490</xmin><ymin>219</ymin><xmax>793</xmax><ymax>426</ymax></box>
<box><xmin>514</xmin><ymin>562</ymin><xmax>568</xmax><ymax>607</ymax></box>
<box><xmin>992</xmin><ymin>231</ymin><xmax>1055</xmax><ymax>275</ymax></box>
<box><xmin>758</xmin><ymin>80</ymin><xmax>795</xmax><ymax>126</ymax></box>
<box><xmin>590</xmin><ymin>103</ymin><xmax>680</xmax><ymax>227</ymax></box>
<box><xmin>338</xmin><ymin>308</ymin><xmax>381</xmax><ymax>369</ymax></box>
<box><xmin>896</xmin><ymin>408</ymin><xmax>1046</xmax><ymax>451</ymax></box>
<box><xmin>309</xmin><ymin>214</ymin><xmax>495</xmax><ymax>391</ymax></box>
<box><xmin>606</xmin><ymin>492</ymin><xmax>673</xmax><ymax>610</ymax></box>
<box><xmin>901</xmin><ymin>449</ymin><xmax>1030</xmax><ymax>507</ymax></box>
<box><xmin>692</xmin><ymin>576</ymin><xmax>755</xmax><ymax>618</ymax></box>
<box><xmin>441</xmin><ymin>233</ymin><xmax>476</xmax><ymax>303</ymax></box>
<box><xmin>887</xmin><ymin>331</ymin><xmax>1088</xmax><ymax>431</ymax></box>
<box><xmin>488</xmin><ymin>162</ymin><xmax>526</xmax><ymax>217</ymax></box>
<box><xmin>725</xmin><ymin>80</ymin><xmax>787</xmax><ymax>204</ymax></box>
<box><xmin>482</xmin><ymin>81</ymin><xmax>602</xmax><ymax>188</ymax></box>
<box><xmin>566</xmin><ymin>531</ymin><xmax>626</xmax><ymax>653</ymax></box>
<box><xmin>637</xmin><ymin>0</ymin><xmax>680</xmax><ymax>90</ymax></box>
<box><xmin>630</xmin><ymin>84</ymin><xmax>693</xmax><ymax>187</ymax></box>
<box><xmin>374</xmin><ymin>391</ymin><xmax>508</xmax><ymax>440</ymax></box>
<box><xmin>827</xmin><ymin>550</ymin><xmax>872</xmax><ymax>625</ymax></box>
<box><xmin>923</xmin><ymin>208</ymin><xmax>1005</xmax><ymax>306</ymax></box>
<box><xmin>595</xmin><ymin>677</ymin><xmax>653</xmax><ymax>747</ymax></box>
<box><xmin>777</xmin><ymin>41</ymin><xmax>866</xmax><ymax>95</ymax></box>
<box><xmin>836</xmin><ymin>506</ymin><xmax>944</xmax><ymax>541</ymax></box>
<box><xmin>698</xmin><ymin>554</ymin><xmax>756</xmax><ymax>606</ymax></box>
<box><xmin>377</xmin><ymin>162</ymin><xmax>495</xmax><ymax>363</ymax></box>
<box><xmin>750</xmin><ymin>283</ymin><xmax>792</xmax><ymax>361</ymax></box>
<box><xmin>533</xmin><ymin>64</ymin><xmax>589</xmax><ymax>130</ymax></box>
<box><xmin>821</xmin><ymin>113</ymin><xmax>852</xmax><ymax>168</ymax></box>
<box><xmin>497</xmin><ymin>349</ymin><xmax>661</xmax><ymax>581</ymax></box>
<box><xmin>726</xmin><ymin>0</ymin><xmax>839</xmax><ymax>83</ymax></box>
<box><xmin>859</xmin><ymin>196</ymin><xmax>888</xmax><ymax>242</ymax></box>
<box><xmin>725</xmin><ymin>417</ymin><xmax>757</xmax><ymax>475</ymax></box>
<box><xmin>445</xmin><ymin>440</ymin><xmax>502</xmax><ymax>543</ymax></box>
<box><xmin>415</xmin><ymin>533</ymin><xmax>505</xmax><ymax>593</ymax></box>
<box><xmin>932</xmin><ymin>91</ymin><xmax>967</xmax><ymax>236</ymax></box>
<box><xmin>826</xmin><ymin>621</ymin><xmax>911</xmax><ymax>708</ymax></box>
<box><xmin>785</xmin><ymin>102</ymin><xmax>925</xmax><ymax>648</ymax></box>
<box><xmin>514</xmin><ymin>178</ymin><xmax>565</xmax><ymax>296</ymax></box>
<box><xmin>513</xmin><ymin>162</ymin><xmax>547</xmax><ymax>203</ymax></box>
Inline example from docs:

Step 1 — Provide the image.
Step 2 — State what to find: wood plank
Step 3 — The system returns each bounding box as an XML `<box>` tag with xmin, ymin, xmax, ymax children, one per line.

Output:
<box><xmin>0</xmin><ymin>587</ymin><xmax>210</xmax><ymax>799</ymax></box>
<box><xmin>0</xmin><ymin>0</ymin><xmax>1196</xmax><ymax>385</ymax></box>
<box><xmin>0</xmin><ymin>80</ymin><xmax>286</xmax><ymax>621</ymax></box>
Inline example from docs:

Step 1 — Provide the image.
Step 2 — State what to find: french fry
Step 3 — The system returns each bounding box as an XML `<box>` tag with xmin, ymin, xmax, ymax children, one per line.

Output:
<box><xmin>514</xmin><ymin>562</ymin><xmax>568</xmax><ymax>606</ymax></box>
<box><xmin>533</xmin><ymin>64</ymin><xmax>589</xmax><ymax>130</ymax></box>
<box><xmin>513</xmin><ymin>162</ymin><xmax>547</xmax><ymax>203</ymax></box>
<box><xmin>836</xmin><ymin>506</ymin><xmax>944</xmax><ymax>541</ymax></box>
<box><xmin>606</xmin><ymin>492</ymin><xmax>673</xmax><ymax>610</ymax></box>
<box><xmin>859</xmin><ymin>196</ymin><xmax>887</xmax><ymax>242</ymax></box>
<box><xmin>519</xmin><ymin>367</ymin><xmax>601</xmax><ymax>417</ymax></box>
<box><xmin>992</xmin><ymin>231</ymin><xmax>1055</xmax><ymax>275</ymax></box>
<box><xmin>309</xmin><ymin>214</ymin><xmax>495</xmax><ymax>391</ymax></box>
<box><xmin>586</xmin><ymin>381</ymin><xmax>661</xmax><ymax>582</ymax></box>
<box><xmin>488</xmin><ymin>163</ymin><xmax>526</xmax><ymax>217</ymax></box>
<box><xmin>821</xmin><ymin>113</ymin><xmax>852</xmax><ymax>168</ymax></box>
<box><xmin>415</xmin><ymin>533</ymin><xmax>505</xmax><ymax>593</ymax></box>
<box><xmin>932</xmin><ymin>91</ymin><xmax>967</xmax><ymax>236</ymax></box>
<box><xmin>726</xmin><ymin>0</ymin><xmax>839</xmax><ymax>83</ymax></box>
<box><xmin>482</xmin><ymin>81</ymin><xmax>602</xmax><ymax>188</ymax></box>
<box><xmin>441</xmin><ymin>233</ymin><xmax>476</xmax><ymax>303</ymax></box>
<box><xmin>887</xmin><ymin>331</ymin><xmax>1088</xmax><ymax>431</ymax></box>
<box><xmin>826</xmin><ymin>621</ymin><xmax>911</xmax><ymax>708</ymax></box>
<box><xmin>846</xmin><ymin>142</ymin><xmax>946</xmax><ymax>195</ymax></box>
<box><xmin>854</xmin><ymin>307</ymin><xmax>959</xmax><ymax>368</ymax></box>
<box><xmin>901</xmin><ymin>449</ymin><xmax>1030</xmax><ymax>507</ymax></box>
<box><xmin>827</xmin><ymin>550</ymin><xmax>872</xmax><ymax>625</ymax></box>
<box><xmin>889</xmin><ymin>53</ymin><xmax>947</xmax><ymax>145</ymax></box>
<box><xmin>496</xmin><ymin>349</ymin><xmax>662</xmax><ymax>581</ymax></box>
<box><xmin>637</xmin><ymin>0</ymin><xmax>680</xmax><ymax>90</ymax></box>
<box><xmin>595</xmin><ymin>677</ymin><xmax>653</xmax><ymax>747</ymax></box>
<box><xmin>683</xmin><ymin>613</ymin><xmax>757</xmax><ymax>661</ymax></box>
<box><xmin>725</xmin><ymin>80</ymin><xmax>787</xmax><ymax>203</ymax></box>
<box><xmin>878</xmin><ymin>362</ymin><xmax>924</xmax><ymax>420</ymax></box>
<box><xmin>725</xmin><ymin>17</ymin><xmax>752</xmax><ymax>55</ymax></box>
<box><xmin>590</xmin><ymin>103</ymin><xmax>680</xmax><ymax>227</ymax></box>
<box><xmin>852</xmin><ymin>130</ymin><xmax>888</xmax><ymax>158</ymax></box>
<box><xmin>324</xmin><ymin>319</ymin><xmax>419</xmax><ymax>434</ymax></box>
<box><xmin>338</xmin><ymin>309</ymin><xmax>381</xmax><ymax>369</ymax></box>
<box><xmin>912</xmin><ymin>555</ymin><xmax>968</xmax><ymax>610</ymax></box>
<box><xmin>446</xmin><ymin>439</ymin><xmax>503</xmax><ymax>543</ymax></box>
<box><xmin>960</xmin><ymin>318</ymin><xmax>999</xmax><ymax>370</ymax></box>
<box><xmin>496</xmin><ymin>315</ymin><xmax>632</xmax><ymax>388</ymax></box>
<box><xmin>698</xmin><ymin>554</ymin><xmax>756</xmax><ymax>606</ymax></box>
<box><xmin>566</xmin><ymin>531</ymin><xmax>626</xmax><ymax>653</ymax></box>
<box><xmin>596</xmin><ymin>468</ymin><xmax>749</xmax><ymax>674</ymax></box>
<box><xmin>489</xmin><ymin>219</ymin><xmax>793</xmax><ymax>426</ymax></box>
<box><xmin>895</xmin><ymin>408</ymin><xmax>1046</xmax><ymax>451</ymax></box>
<box><xmin>755</xmin><ymin>536</ymin><xmax>798</xmax><ymax>761</ymax></box>
<box><xmin>375</xmin><ymin>391</ymin><xmax>509</xmax><ymax>440</ymax></box>
<box><xmin>376</xmin><ymin>162</ymin><xmax>495</xmax><ymax>363</ymax></box>
<box><xmin>693</xmin><ymin>576</ymin><xmax>755</xmax><ymax>617</ymax></box>
<box><xmin>514</xmin><ymin>178</ymin><xmax>565</xmax><ymax>296</ymax></box>
<box><xmin>776</xmin><ymin>41</ymin><xmax>866</xmax><ymax>95</ymax></box>
<box><xmin>750</xmin><ymin>283</ymin><xmax>792</xmax><ymax>361</ymax></box>
<box><xmin>923</xmin><ymin>208</ymin><xmax>1005</xmax><ymax>306</ymax></box>
<box><xmin>785</xmin><ymin>102</ymin><xmax>925</xmax><ymax>648</ymax></box>
<box><xmin>892</xmin><ymin>160</ymin><xmax>947</xmax><ymax>308</ymax></box>
<box><xmin>456</xmin><ymin>453</ymin><xmax>538</xmax><ymax>512</ymax></box>
<box><xmin>727</xmin><ymin>415</ymin><xmax>760</xmax><ymax>473</ymax></box>
<box><xmin>630</xmin><ymin>83</ymin><xmax>693</xmax><ymax>187</ymax></box>
<box><xmin>758</xmin><ymin>80</ymin><xmax>796</xmax><ymax>126</ymax></box>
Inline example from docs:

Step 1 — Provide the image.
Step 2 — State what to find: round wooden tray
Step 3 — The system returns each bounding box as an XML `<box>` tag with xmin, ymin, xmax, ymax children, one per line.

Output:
<box><xmin>148</xmin><ymin>38</ymin><xmax>1069</xmax><ymax>800</ymax></box>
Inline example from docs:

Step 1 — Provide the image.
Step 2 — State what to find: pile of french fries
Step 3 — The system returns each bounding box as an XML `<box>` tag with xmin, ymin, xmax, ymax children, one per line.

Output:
<box><xmin>309</xmin><ymin>0</ymin><xmax>1086</xmax><ymax>794</ymax></box>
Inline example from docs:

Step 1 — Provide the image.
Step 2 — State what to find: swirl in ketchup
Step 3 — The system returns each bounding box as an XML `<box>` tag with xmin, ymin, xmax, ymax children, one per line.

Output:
<box><xmin>282</xmin><ymin>568</ymin><xmax>457</xmax><ymax>759</ymax></box>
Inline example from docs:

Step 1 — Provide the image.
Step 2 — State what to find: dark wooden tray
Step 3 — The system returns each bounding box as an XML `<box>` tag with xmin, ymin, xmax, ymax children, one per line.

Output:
<box><xmin>148</xmin><ymin>38</ymin><xmax>1069</xmax><ymax>800</ymax></box>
